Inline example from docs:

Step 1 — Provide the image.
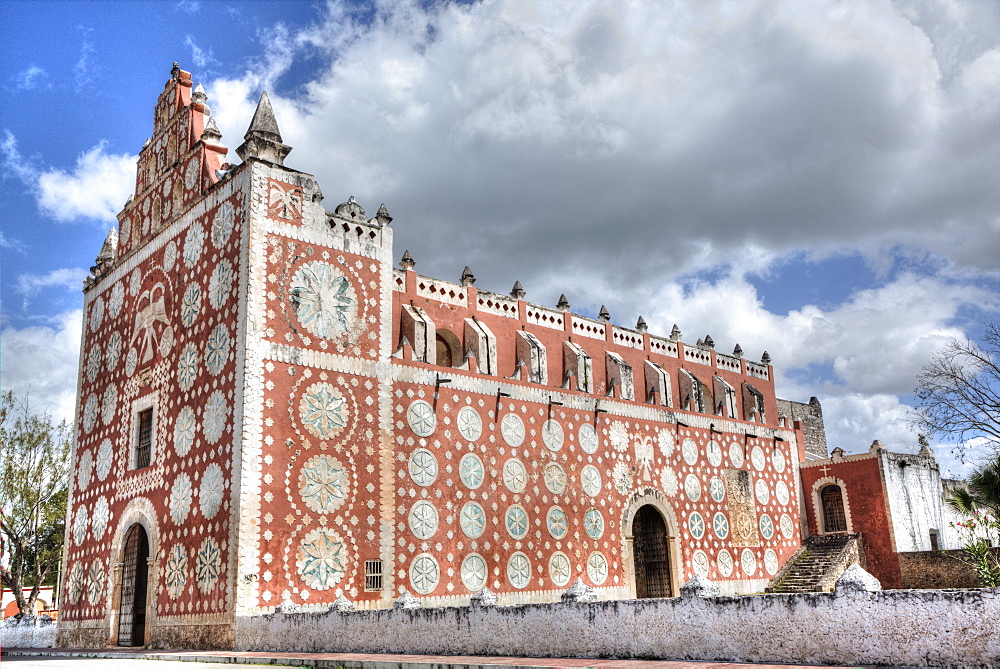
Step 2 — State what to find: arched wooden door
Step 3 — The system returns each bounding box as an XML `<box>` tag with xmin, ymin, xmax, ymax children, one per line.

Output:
<box><xmin>821</xmin><ymin>485</ymin><xmax>847</xmax><ymax>533</ymax></box>
<box><xmin>117</xmin><ymin>523</ymin><xmax>150</xmax><ymax>646</ymax></box>
<box><xmin>633</xmin><ymin>505</ymin><xmax>672</xmax><ymax>598</ymax></box>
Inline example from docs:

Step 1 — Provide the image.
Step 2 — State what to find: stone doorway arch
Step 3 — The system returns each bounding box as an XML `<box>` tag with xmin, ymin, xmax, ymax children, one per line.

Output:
<box><xmin>117</xmin><ymin>523</ymin><xmax>150</xmax><ymax>646</ymax></box>
<box><xmin>621</xmin><ymin>489</ymin><xmax>681</xmax><ymax>598</ymax></box>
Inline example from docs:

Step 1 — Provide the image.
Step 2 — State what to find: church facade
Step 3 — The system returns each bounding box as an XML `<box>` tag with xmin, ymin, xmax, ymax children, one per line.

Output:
<box><xmin>58</xmin><ymin>65</ymin><xmax>811</xmax><ymax>649</ymax></box>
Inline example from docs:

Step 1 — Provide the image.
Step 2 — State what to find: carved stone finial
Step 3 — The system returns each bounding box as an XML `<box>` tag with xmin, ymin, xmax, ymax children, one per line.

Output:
<box><xmin>334</xmin><ymin>195</ymin><xmax>366</xmax><ymax>221</ymax></box>
<box><xmin>703</xmin><ymin>335</ymin><xmax>715</xmax><ymax>349</ymax></box>
<box><xmin>201</xmin><ymin>116</ymin><xmax>222</xmax><ymax>143</ymax></box>
<box><xmin>835</xmin><ymin>564</ymin><xmax>882</xmax><ymax>595</ymax></box>
<box><xmin>561</xmin><ymin>578</ymin><xmax>597</xmax><ymax>603</ymax></box>
<box><xmin>869</xmin><ymin>439</ymin><xmax>883</xmax><ymax>453</ymax></box>
<box><xmin>90</xmin><ymin>227</ymin><xmax>119</xmax><ymax>279</ymax></box>
<box><xmin>556</xmin><ymin>294</ymin><xmax>570</xmax><ymax>312</ymax></box>
<box><xmin>171</xmin><ymin>62</ymin><xmax>180</xmax><ymax>79</ymax></box>
<box><xmin>393</xmin><ymin>589</ymin><xmax>421</xmax><ymax>610</ymax></box>
<box><xmin>761</xmin><ymin>351</ymin><xmax>771</xmax><ymax>365</ymax></box>
<box><xmin>598</xmin><ymin>305</ymin><xmax>610</xmax><ymax>323</ymax></box>
<box><xmin>191</xmin><ymin>82</ymin><xmax>208</xmax><ymax>105</ymax></box>
<box><xmin>696</xmin><ymin>338</ymin><xmax>704</xmax><ymax>347</ymax></box>
<box><xmin>236</xmin><ymin>90</ymin><xmax>292</xmax><ymax>165</ymax></box>
<box><xmin>510</xmin><ymin>281</ymin><xmax>526</xmax><ymax>299</ymax></box>
<box><xmin>680</xmin><ymin>574</ymin><xmax>720</xmax><ymax>598</ymax></box>
<box><xmin>470</xmin><ymin>587</ymin><xmax>498</xmax><ymax>609</ymax></box>
<box><xmin>733</xmin><ymin>343</ymin><xmax>743</xmax><ymax>358</ymax></box>
<box><xmin>461</xmin><ymin>266</ymin><xmax>476</xmax><ymax>287</ymax></box>
<box><xmin>636</xmin><ymin>316</ymin><xmax>647</xmax><ymax>333</ymax></box>
<box><xmin>400</xmin><ymin>250</ymin><xmax>415</xmax><ymax>270</ymax></box>
<box><xmin>670</xmin><ymin>324</ymin><xmax>681</xmax><ymax>341</ymax></box>
<box><xmin>329</xmin><ymin>594</ymin><xmax>355</xmax><ymax>612</ymax></box>
<box><xmin>917</xmin><ymin>434</ymin><xmax>934</xmax><ymax>458</ymax></box>
<box><xmin>375</xmin><ymin>203</ymin><xmax>393</xmax><ymax>226</ymax></box>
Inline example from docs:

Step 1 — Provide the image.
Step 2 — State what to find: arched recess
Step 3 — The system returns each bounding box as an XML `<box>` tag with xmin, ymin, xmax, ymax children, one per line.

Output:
<box><xmin>435</xmin><ymin>329</ymin><xmax>463</xmax><ymax>368</ymax></box>
<box><xmin>810</xmin><ymin>476</ymin><xmax>853</xmax><ymax>535</ymax></box>
<box><xmin>107</xmin><ymin>497</ymin><xmax>159</xmax><ymax>647</ymax></box>
<box><xmin>621</xmin><ymin>488</ymin><xmax>682</xmax><ymax>598</ymax></box>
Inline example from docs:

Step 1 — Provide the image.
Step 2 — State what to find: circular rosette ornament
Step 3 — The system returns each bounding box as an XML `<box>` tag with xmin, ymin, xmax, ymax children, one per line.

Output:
<box><xmin>297</xmin><ymin>528</ymin><xmax>347</xmax><ymax>591</ymax></box>
<box><xmin>298</xmin><ymin>455</ymin><xmax>348</xmax><ymax>514</ymax></box>
<box><xmin>298</xmin><ymin>382</ymin><xmax>348</xmax><ymax>441</ymax></box>
<box><xmin>289</xmin><ymin>261</ymin><xmax>357</xmax><ymax>340</ymax></box>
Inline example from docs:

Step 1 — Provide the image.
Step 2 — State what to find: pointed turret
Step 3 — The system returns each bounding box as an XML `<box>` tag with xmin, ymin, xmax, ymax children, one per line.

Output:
<box><xmin>461</xmin><ymin>266</ymin><xmax>476</xmax><ymax>287</ymax></box>
<box><xmin>636</xmin><ymin>316</ymin><xmax>648</xmax><ymax>332</ymax></box>
<box><xmin>201</xmin><ymin>117</ymin><xmax>222</xmax><ymax>143</ymax></box>
<box><xmin>375</xmin><ymin>203</ymin><xmax>393</xmax><ymax>226</ymax></box>
<box><xmin>400</xmin><ymin>250</ymin><xmax>415</xmax><ymax>270</ymax></box>
<box><xmin>670</xmin><ymin>324</ymin><xmax>681</xmax><ymax>341</ymax></box>
<box><xmin>87</xmin><ymin>227</ymin><xmax>119</xmax><ymax>285</ymax></box>
<box><xmin>510</xmin><ymin>281</ymin><xmax>526</xmax><ymax>299</ymax></box>
<box><xmin>236</xmin><ymin>91</ymin><xmax>292</xmax><ymax>165</ymax></box>
<box><xmin>598</xmin><ymin>305</ymin><xmax>610</xmax><ymax>323</ymax></box>
<box><xmin>557</xmin><ymin>294</ymin><xmax>571</xmax><ymax>311</ymax></box>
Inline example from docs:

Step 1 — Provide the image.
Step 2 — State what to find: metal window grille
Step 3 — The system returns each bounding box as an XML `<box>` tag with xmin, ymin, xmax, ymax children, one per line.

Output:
<box><xmin>364</xmin><ymin>559</ymin><xmax>383</xmax><ymax>591</ymax></box>
<box><xmin>136</xmin><ymin>408</ymin><xmax>153</xmax><ymax>469</ymax></box>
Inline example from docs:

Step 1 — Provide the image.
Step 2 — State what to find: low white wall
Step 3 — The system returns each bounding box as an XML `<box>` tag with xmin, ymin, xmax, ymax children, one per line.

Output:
<box><xmin>236</xmin><ymin>589</ymin><xmax>999</xmax><ymax>667</ymax></box>
<box><xmin>1</xmin><ymin>620</ymin><xmax>57</xmax><ymax>648</ymax></box>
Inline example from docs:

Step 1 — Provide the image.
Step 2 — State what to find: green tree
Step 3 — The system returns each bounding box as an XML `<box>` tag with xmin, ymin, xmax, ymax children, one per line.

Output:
<box><xmin>0</xmin><ymin>391</ymin><xmax>72</xmax><ymax>618</ymax></box>
<box><xmin>946</xmin><ymin>455</ymin><xmax>1000</xmax><ymax>587</ymax></box>
<box><xmin>913</xmin><ymin>322</ymin><xmax>1000</xmax><ymax>461</ymax></box>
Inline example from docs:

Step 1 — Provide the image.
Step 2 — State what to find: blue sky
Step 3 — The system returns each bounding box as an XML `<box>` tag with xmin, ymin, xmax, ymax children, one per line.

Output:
<box><xmin>1</xmin><ymin>0</ymin><xmax>998</xmax><ymax>476</ymax></box>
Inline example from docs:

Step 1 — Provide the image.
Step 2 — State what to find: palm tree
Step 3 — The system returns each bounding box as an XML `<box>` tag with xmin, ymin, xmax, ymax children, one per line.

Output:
<box><xmin>946</xmin><ymin>455</ymin><xmax>1000</xmax><ymax>522</ymax></box>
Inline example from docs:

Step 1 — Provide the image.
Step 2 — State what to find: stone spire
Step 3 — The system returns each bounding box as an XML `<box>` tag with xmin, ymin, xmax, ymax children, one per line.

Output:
<box><xmin>236</xmin><ymin>91</ymin><xmax>292</xmax><ymax>165</ymax></box>
<box><xmin>400</xmin><ymin>250</ymin><xmax>415</xmax><ymax>270</ymax></box>
<box><xmin>375</xmin><ymin>203</ymin><xmax>393</xmax><ymax>226</ymax></box>
<box><xmin>598</xmin><ymin>305</ymin><xmax>610</xmax><ymax>323</ymax></box>
<box><xmin>461</xmin><ymin>266</ymin><xmax>476</xmax><ymax>287</ymax></box>
<box><xmin>670</xmin><ymin>324</ymin><xmax>681</xmax><ymax>341</ymax></box>
<box><xmin>733</xmin><ymin>343</ymin><xmax>743</xmax><ymax>358</ymax></box>
<box><xmin>510</xmin><ymin>281</ymin><xmax>526</xmax><ymax>299</ymax></box>
<box><xmin>636</xmin><ymin>316</ymin><xmax>648</xmax><ymax>332</ymax></box>
<box><xmin>556</xmin><ymin>294</ymin><xmax>571</xmax><ymax>311</ymax></box>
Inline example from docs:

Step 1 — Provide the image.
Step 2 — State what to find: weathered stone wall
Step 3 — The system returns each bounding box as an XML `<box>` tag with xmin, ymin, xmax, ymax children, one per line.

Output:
<box><xmin>879</xmin><ymin>450</ymin><xmax>957</xmax><ymax>552</ymax></box>
<box><xmin>0</xmin><ymin>619</ymin><xmax>57</xmax><ymax>649</ymax></box>
<box><xmin>234</xmin><ymin>588</ymin><xmax>999</xmax><ymax>667</ymax></box>
<box><xmin>899</xmin><ymin>548</ymin><xmax>1000</xmax><ymax>589</ymax></box>
<box><xmin>776</xmin><ymin>397</ymin><xmax>826</xmax><ymax>460</ymax></box>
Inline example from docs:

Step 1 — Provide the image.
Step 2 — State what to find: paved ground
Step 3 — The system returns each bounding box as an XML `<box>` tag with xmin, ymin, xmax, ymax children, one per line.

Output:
<box><xmin>1</xmin><ymin>649</ymin><xmax>865</xmax><ymax>669</ymax></box>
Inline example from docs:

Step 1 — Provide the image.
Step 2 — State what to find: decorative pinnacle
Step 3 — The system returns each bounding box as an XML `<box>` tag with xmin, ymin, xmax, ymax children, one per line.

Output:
<box><xmin>461</xmin><ymin>266</ymin><xmax>476</xmax><ymax>287</ymax></box>
<box><xmin>636</xmin><ymin>316</ymin><xmax>648</xmax><ymax>332</ymax></box>
<box><xmin>171</xmin><ymin>62</ymin><xmax>180</xmax><ymax>79</ymax></box>
<box><xmin>556</xmin><ymin>294</ymin><xmax>571</xmax><ymax>311</ymax></box>
<box><xmin>375</xmin><ymin>203</ymin><xmax>392</xmax><ymax>226</ymax></box>
<box><xmin>703</xmin><ymin>335</ymin><xmax>715</xmax><ymax>349</ymax></box>
<box><xmin>761</xmin><ymin>351</ymin><xmax>772</xmax><ymax>365</ymax></box>
<box><xmin>733</xmin><ymin>343</ymin><xmax>743</xmax><ymax>358</ymax></box>
<box><xmin>598</xmin><ymin>305</ymin><xmax>610</xmax><ymax>323</ymax></box>
<box><xmin>201</xmin><ymin>116</ymin><xmax>222</xmax><ymax>142</ymax></box>
<box><xmin>236</xmin><ymin>90</ymin><xmax>292</xmax><ymax>165</ymax></box>
<box><xmin>670</xmin><ymin>324</ymin><xmax>681</xmax><ymax>341</ymax></box>
<box><xmin>192</xmin><ymin>82</ymin><xmax>208</xmax><ymax>105</ymax></box>
<box><xmin>400</xmin><ymin>250</ymin><xmax>415</xmax><ymax>270</ymax></box>
<box><xmin>510</xmin><ymin>281</ymin><xmax>526</xmax><ymax>299</ymax></box>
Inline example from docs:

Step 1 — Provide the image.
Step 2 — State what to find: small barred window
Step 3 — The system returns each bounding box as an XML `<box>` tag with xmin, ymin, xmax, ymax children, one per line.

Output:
<box><xmin>365</xmin><ymin>559</ymin><xmax>383</xmax><ymax>591</ymax></box>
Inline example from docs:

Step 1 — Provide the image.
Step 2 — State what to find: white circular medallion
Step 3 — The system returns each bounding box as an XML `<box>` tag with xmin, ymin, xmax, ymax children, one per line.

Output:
<box><xmin>684</xmin><ymin>474</ymin><xmax>702</xmax><ymax>502</ymax></box>
<box><xmin>579</xmin><ymin>423</ymin><xmax>598</xmax><ymax>454</ymax></box>
<box><xmin>780</xmin><ymin>513</ymin><xmax>795</xmax><ymax>539</ymax></box>
<box><xmin>717</xmin><ymin>549</ymin><xmax>734</xmax><ymax>577</ymax></box>
<box><xmin>764</xmin><ymin>548</ymin><xmax>779</xmax><ymax>575</ymax></box>
<box><xmin>755</xmin><ymin>479</ymin><xmax>770</xmax><ymax>505</ymax></box>
<box><xmin>759</xmin><ymin>514</ymin><xmax>775</xmax><ymax>540</ymax></box>
<box><xmin>461</xmin><ymin>553</ymin><xmax>487</xmax><ymax>591</ymax></box>
<box><xmin>460</xmin><ymin>501</ymin><xmax>486</xmax><ymax>539</ymax></box>
<box><xmin>408</xmin><ymin>448</ymin><xmax>438</xmax><ymax>486</ymax></box>
<box><xmin>503</xmin><ymin>458</ymin><xmax>527</xmax><ymax>493</ymax></box>
<box><xmin>408</xmin><ymin>500</ymin><xmax>439</xmax><ymax>539</ymax></box>
<box><xmin>709</xmin><ymin>476</ymin><xmax>726</xmax><ymax>502</ymax></box>
<box><xmin>581</xmin><ymin>465</ymin><xmax>602</xmax><ymax>497</ymax></box>
<box><xmin>587</xmin><ymin>551</ymin><xmax>608</xmax><ymax>585</ymax></box>
<box><xmin>505</xmin><ymin>504</ymin><xmax>529</xmax><ymax>539</ymax></box>
<box><xmin>542</xmin><ymin>419</ymin><xmax>564</xmax><ymax>451</ymax></box>
<box><xmin>692</xmin><ymin>550</ymin><xmax>710</xmax><ymax>578</ymax></box>
<box><xmin>410</xmin><ymin>553</ymin><xmax>440</xmax><ymax>595</ymax></box>
<box><xmin>682</xmin><ymin>438</ymin><xmax>698</xmax><ymax>465</ymax></box>
<box><xmin>584</xmin><ymin>507</ymin><xmax>604</xmax><ymax>539</ymax></box>
<box><xmin>547</xmin><ymin>506</ymin><xmax>568</xmax><ymax>539</ymax></box>
<box><xmin>706</xmin><ymin>439</ymin><xmax>723</xmax><ymax>467</ymax></box>
<box><xmin>712</xmin><ymin>512</ymin><xmax>730</xmax><ymax>539</ymax></box>
<box><xmin>688</xmin><ymin>512</ymin><xmax>705</xmax><ymax>539</ymax></box>
<box><xmin>775</xmin><ymin>480</ymin><xmax>790</xmax><ymax>506</ymax></box>
<box><xmin>549</xmin><ymin>552</ymin><xmax>571</xmax><ymax>586</ymax></box>
<box><xmin>290</xmin><ymin>261</ymin><xmax>356</xmax><ymax>340</ymax></box>
<box><xmin>407</xmin><ymin>400</ymin><xmax>436</xmax><ymax>437</ymax></box>
<box><xmin>729</xmin><ymin>441</ymin><xmax>744</xmax><ymax>468</ymax></box>
<box><xmin>772</xmin><ymin>447</ymin><xmax>786</xmax><ymax>472</ymax></box>
<box><xmin>543</xmin><ymin>462</ymin><xmax>566</xmax><ymax>494</ymax></box>
<box><xmin>459</xmin><ymin>453</ymin><xmax>485</xmax><ymax>489</ymax></box>
<box><xmin>457</xmin><ymin>406</ymin><xmax>483</xmax><ymax>441</ymax></box>
<box><xmin>741</xmin><ymin>549</ymin><xmax>757</xmax><ymax>576</ymax></box>
<box><xmin>751</xmin><ymin>446</ymin><xmax>766</xmax><ymax>471</ymax></box>
<box><xmin>507</xmin><ymin>552</ymin><xmax>531</xmax><ymax>589</ymax></box>
<box><xmin>500</xmin><ymin>413</ymin><xmax>525</xmax><ymax>447</ymax></box>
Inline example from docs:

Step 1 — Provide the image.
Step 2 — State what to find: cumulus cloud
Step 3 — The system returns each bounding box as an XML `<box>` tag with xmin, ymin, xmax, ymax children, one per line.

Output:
<box><xmin>16</xmin><ymin>267</ymin><xmax>88</xmax><ymax>301</ymax></box>
<box><xmin>205</xmin><ymin>0</ymin><xmax>999</xmax><ymax>300</ymax></box>
<box><xmin>0</xmin><ymin>309</ymin><xmax>83</xmax><ymax>424</ymax></box>
<box><xmin>1</xmin><ymin>131</ymin><xmax>136</xmax><ymax>223</ymax></box>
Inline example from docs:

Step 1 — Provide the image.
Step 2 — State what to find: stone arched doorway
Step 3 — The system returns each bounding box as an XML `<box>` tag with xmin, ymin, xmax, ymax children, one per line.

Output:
<box><xmin>117</xmin><ymin>523</ymin><xmax>150</xmax><ymax>646</ymax></box>
<box><xmin>821</xmin><ymin>484</ymin><xmax>847</xmax><ymax>533</ymax></box>
<box><xmin>632</xmin><ymin>505</ymin><xmax>673</xmax><ymax>598</ymax></box>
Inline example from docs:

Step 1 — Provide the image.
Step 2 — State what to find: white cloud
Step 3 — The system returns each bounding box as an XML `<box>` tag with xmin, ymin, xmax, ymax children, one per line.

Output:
<box><xmin>0</xmin><ymin>309</ymin><xmax>82</xmax><ymax>424</ymax></box>
<box><xmin>1</xmin><ymin>131</ymin><xmax>136</xmax><ymax>224</ymax></box>
<box><xmin>14</xmin><ymin>65</ymin><xmax>48</xmax><ymax>90</ymax></box>
<box><xmin>185</xmin><ymin>35</ymin><xmax>218</xmax><ymax>69</ymax></box>
<box><xmin>35</xmin><ymin>142</ymin><xmax>136</xmax><ymax>223</ymax></box>
<box><xmin>16</xmin><ymin>267</ymin><xmax>88</xmax><ymax>297</ymax></box>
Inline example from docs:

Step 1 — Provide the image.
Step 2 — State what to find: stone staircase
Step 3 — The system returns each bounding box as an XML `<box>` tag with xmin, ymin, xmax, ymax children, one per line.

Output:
<box><xmin>768</xmin><ymin>533</ymin><xmax>861</xmax><ymax>593</ymax></box>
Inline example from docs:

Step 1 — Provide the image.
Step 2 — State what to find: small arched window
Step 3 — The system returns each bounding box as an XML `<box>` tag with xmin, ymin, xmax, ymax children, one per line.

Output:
<box><xmin>435</xmin><ymin>330</ymin><xmax>462</xmax><ymax>368</ymax></box>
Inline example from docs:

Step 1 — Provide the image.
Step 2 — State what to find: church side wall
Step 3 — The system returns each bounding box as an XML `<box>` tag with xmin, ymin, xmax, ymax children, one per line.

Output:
<box><xmin>879</xmin><ymin>451</ymin><xmax>956</xmax><ymax>552</ymax></box>
<box><xmin>233</xmin><ymin>588</ymin><xmax>999</xmax><ymax>667</ymax></box>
